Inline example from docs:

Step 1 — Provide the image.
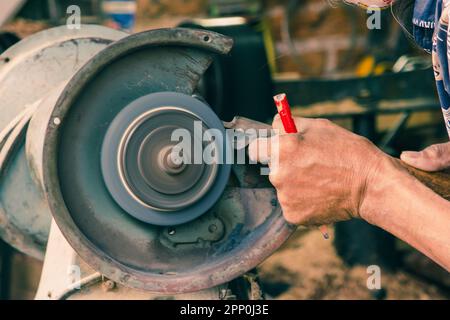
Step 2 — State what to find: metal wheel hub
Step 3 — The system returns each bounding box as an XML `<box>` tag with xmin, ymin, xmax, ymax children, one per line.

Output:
<box><xmin>101</xmin><ymin>92</ymin><xmax>230</xmax><ymax>225</ymax></box>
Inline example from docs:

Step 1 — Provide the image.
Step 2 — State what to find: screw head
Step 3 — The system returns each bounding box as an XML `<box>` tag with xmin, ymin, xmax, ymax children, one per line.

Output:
<box><xmin>102</xmin><ymin>279</ymin><xmax>116</xmax><ymax>291</ymax></box>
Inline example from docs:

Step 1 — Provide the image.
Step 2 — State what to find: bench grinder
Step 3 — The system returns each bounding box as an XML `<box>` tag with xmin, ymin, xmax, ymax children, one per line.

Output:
<box><xmin>0</xmin><ymin>26</ymin><xmax>295</xmax><ymax>299</ymax></box>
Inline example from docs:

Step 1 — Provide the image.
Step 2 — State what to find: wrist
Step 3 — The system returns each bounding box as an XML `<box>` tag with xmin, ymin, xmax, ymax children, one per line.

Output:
<box><xmin>358</xmin><ymin>156</ymin><xmax>411</xmax><ymax>225</ymax></box>
<box><xmin>358</xmin><ymin>156</ymin><xmax>450</xmax><ymax>270</ymax></box>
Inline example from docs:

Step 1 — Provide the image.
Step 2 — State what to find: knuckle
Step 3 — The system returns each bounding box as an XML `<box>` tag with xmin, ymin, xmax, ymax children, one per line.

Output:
<box><xmin>281</xmin><ymin>207</ymin><xmax>303</xmax><ymax>225</ymax></box>
<box><xmin>444</xmin><ymin>143</ymin><xmax>450</xmax><ymax>166</ymax></box>
<box><xmin>247</xmin><ymin>140</ymin><xmax>258</xmax><ymax>160</ymax></box>
<box><xmin>422</xmin><ymin>143</ymin><xmax>450</xmax><ymax>169</ymax></box>
<box><xmin>316</xmin><ymin>118</ymin><xmax>332</xmax><ymax>127</ymax></box>
<box><xmin>273</xmin><ymin>113</ymin><xmax>281</xmax><ymax>123</ymax></box>
<box><xmin>444</xmin><ymin>142</ymin><xmax>450</xmax><ymax>152</ymax></box>
<box><xmin>272</xmin><ymin>114</ymin><xmax>282</xmax><ymax>127</ymax></box>
<box><xmin>269</xmin><ymin>171</ymin><xmax>283</xmax><ymax>187</ymax></box>
<box><xmin>426</xmin><ymin>144</ymin><xmax>443</xmax><ymax>158</ymax></box>
<box><xmin>283</xmin><ymin>211</ymin><xmax>299</xmax><ymax>225</ymax></box>
<box><xmin>360</xmin><ymin>136</ymin><xmax>375</xmax><ymax>148</ymax></box>
<box><xmin>279</xmin><ymin>135</ymin><xmax>299</xmax><ymax>152</ymax></box>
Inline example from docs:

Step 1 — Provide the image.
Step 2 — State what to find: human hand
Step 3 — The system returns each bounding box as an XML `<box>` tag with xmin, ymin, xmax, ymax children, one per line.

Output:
<box><xmin>401</xmin><ymin>142</ymin><xmax>450</xmax><ymax>172</ymax></box>
<box><xmin>248</xmin><ymin>115</ymin><xmax>395</xmax><ymax>226</ymax></box>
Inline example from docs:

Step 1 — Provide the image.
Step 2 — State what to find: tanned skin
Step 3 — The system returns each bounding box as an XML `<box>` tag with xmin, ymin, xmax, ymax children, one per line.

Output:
<box><xmin>249</xmin><ymin>116</ymin><xmax>450</xmax><ymax>271</ymax></box>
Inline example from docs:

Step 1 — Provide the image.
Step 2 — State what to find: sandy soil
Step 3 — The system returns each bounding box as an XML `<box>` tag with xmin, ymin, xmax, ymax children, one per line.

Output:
<box><xmin>258</xmin><ymin>227</ymin><xmax>449</xmax><ymax>300</ymax></box>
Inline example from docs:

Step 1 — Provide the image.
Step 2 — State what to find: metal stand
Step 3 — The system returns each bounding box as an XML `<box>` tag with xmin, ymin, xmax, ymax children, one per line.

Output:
<box><xmin>36</xmin><ymin>220</ymin><xmax>232</xmax><ymax>300</ymax></box>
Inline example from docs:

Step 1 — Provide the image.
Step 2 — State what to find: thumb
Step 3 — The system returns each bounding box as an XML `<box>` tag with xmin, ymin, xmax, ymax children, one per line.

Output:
<box><xmin>401</xmin><ymin>143</ymin><xmax>450</xmax><ymax>172</ymax></box>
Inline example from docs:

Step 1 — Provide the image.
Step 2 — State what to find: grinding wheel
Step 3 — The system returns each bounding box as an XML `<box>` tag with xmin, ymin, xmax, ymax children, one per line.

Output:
<box><xmin>37</xmin><ymin>28</ymin><xmax>295</xmax><ymax>293</ymax></box>
<box><xmin>101</xmin><ymin>92</ymin><xmax>231</xmax><ymax>225</ymax></box>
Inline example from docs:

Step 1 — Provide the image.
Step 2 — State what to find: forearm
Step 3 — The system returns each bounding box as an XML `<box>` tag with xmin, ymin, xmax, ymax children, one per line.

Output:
<box><xmin>361</xmin><ymin>158</ymin><xmax>450</xmax><ymax>271</ymax></box>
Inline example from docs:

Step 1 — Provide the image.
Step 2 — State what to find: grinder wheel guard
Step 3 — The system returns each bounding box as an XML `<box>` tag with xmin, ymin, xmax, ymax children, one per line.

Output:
<box><xmin>42</xmin><ymin>28</ymin><xmax>295</xmax><ymax>293</ymax></box>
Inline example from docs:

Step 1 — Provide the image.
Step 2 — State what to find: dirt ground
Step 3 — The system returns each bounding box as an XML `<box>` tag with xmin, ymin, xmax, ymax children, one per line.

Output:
<box><xmin>258</xmin><ymin>227</ymin><xmax>449</xmax><ymax>300</ymax></box>
<box><xmin>6</xmin><ymin>226</ymin><xmax>450</xmax><ymax>300</ymax></box>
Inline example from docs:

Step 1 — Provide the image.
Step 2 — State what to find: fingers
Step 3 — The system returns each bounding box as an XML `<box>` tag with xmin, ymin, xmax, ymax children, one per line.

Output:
<box><xmin>400</xmin><ymin>151</ymin><xmax>440</xmax><ymax>172</ymax></box>
<box><xmin>401</xmin><ymin>142</ymin><xmax>450</xmax><ymax>172</ymax></box>
<box><xmin>248</xmin><ymin>137</ymin><xmax>272</xmax><ymax>165</ymax></box>
<box><xmin>248</xmin><ymin>134</ymin><xmax>286</xmax><ymax>180</ymax></box>
<box><xmin>272</xmin><ymin>114</ymin><xmax>283</xmax><ymax>131</ymax></box>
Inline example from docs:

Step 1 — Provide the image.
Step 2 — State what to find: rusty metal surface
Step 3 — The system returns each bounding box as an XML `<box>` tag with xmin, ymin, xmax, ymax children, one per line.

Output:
<box><xmin>36</xmin><ymin>222</ymin><xmax>264</xmax><ymax>300</ymax></box>
<box><xmin>41</xmin><ymin>28</ymin><xmax>295</xmax><ymax>293</ymax></box>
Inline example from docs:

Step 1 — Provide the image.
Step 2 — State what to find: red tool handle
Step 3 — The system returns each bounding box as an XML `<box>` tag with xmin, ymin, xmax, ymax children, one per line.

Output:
<box><xmin>273</xmin><ymin>93</ymin><xmax>329</xmax><ymax>239</ymax></box>
<box><xmin>273</xmin><ymin>93</ymin><xmax>298</xmax><ymax>133</ymax></box>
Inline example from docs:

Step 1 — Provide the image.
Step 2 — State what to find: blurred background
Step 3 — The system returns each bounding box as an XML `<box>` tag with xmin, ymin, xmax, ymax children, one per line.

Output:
<box><xmin>0</xmin><ymin>0</ymin><xmax>448</xmax><ymax>300</ymax></box>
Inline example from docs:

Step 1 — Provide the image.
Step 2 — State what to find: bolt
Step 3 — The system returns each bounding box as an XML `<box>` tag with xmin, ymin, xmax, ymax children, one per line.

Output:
<box><xmin>102</xmin><ymin>279</ymin><xmax>116</xmax><ymax>291</ymax></box>
<box><xmin>159</xmin><ymin>146</ymin><xmax>185</xmax><ymax>175</ymax></box>
<box><xmin>208</xmin><ymin>224</ymin><xmax>217</xmax><ymax>233</ymax></box>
